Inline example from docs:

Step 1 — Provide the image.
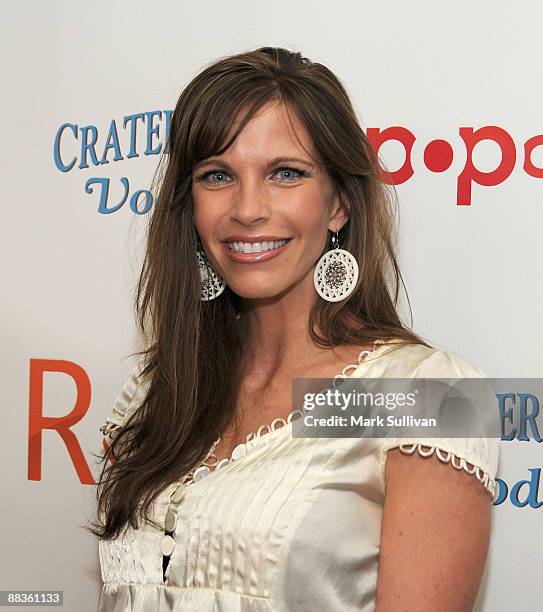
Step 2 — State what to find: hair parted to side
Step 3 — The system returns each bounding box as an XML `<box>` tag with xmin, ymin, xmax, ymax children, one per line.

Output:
<box><xmin>85</xmin><ymin>46</ymin><xmax>431</xmax><ymax>541</ymax></box>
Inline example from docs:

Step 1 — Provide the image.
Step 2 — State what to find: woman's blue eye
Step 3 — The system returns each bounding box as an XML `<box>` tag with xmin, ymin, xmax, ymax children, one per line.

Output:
<box><xmin>199</xmin><ymin>171</ymin><xmax>231</xmax><ymax>185</ymax></box>
<box><xmin>275</xmin><ymin>167</ymin><xmax>306</xmax><ymax>181</ymax></box>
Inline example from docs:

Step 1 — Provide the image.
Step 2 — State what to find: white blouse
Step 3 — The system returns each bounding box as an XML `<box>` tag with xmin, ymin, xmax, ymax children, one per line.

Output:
<box><xmin>97</xmin><ymin>339</ymin><xmax>501</xmax><ymax>611</ymax></box>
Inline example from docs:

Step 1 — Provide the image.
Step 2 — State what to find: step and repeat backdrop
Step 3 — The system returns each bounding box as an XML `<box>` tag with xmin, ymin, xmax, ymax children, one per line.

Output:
<box><xmin>2</xmin><ymin>1</ymin><xmax>542</xmax><ymax>610</ymax></box>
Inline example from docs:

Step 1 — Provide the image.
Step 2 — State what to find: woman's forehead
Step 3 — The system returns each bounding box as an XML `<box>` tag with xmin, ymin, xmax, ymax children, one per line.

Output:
<box><xmin>205</xmin><ymin>102</ymin><xmax>319</xmax><ymax>166</ymax></box>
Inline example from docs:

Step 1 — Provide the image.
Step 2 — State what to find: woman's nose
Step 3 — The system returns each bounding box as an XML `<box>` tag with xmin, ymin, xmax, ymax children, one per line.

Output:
<box><xmin>230</xmin><ymin>179</ymin><xmax>271</xmax><ymax>224</ymax></box>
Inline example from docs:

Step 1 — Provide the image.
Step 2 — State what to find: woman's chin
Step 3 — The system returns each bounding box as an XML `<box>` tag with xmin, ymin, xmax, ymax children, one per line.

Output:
<box><xmin>227</xmin><ymin>282</ymin><xmax>295</xmax><ymax>301</ymax></box>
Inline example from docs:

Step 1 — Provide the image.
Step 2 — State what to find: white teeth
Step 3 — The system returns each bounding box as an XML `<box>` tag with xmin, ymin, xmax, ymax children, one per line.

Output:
<box><xmin>227</xmin><ymin>239</ymin><xmax>289</xmax><ymax>253</ymax></box>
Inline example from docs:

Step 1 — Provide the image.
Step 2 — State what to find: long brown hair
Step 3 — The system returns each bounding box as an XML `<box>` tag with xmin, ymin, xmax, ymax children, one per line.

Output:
<box><xmin>86</xmin><ymin>46</ymin><xmax>431</xmax><ymax>541</ymax></box>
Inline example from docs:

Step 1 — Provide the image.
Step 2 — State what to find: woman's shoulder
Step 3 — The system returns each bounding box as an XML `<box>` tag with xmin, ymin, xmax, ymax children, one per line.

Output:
<box><xmin>359</xmin><ymin>339</ymin><xmax>500</xmax><ymax>499</ymax></box>
<box><xmin>363</xmin><ymin>337</ymin><xmax>488</xmax><ymax>378</ymax></box>
<box><xmin>99</xmin><ymin>354</ymin><xmax>151</xmax><ymax>440</ymax></box>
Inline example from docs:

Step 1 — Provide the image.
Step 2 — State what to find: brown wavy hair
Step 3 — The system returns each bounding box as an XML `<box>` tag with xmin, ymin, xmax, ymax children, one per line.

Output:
<box><xmin>86</xmin><ymin>46</ymin><xmax>431</xmax><ymax>541</ymax></box>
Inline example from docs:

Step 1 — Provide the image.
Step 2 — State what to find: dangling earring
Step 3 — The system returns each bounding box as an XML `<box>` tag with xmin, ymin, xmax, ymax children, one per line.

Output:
<box><xmin>313</xmin><ymin>230</ymin><xmax>359</xmax><ymax>302</ymax></box>
<box><xmin>197</xmin><ymin>244</ymin><xmax>226</xmax><ymax>301</ymax></box>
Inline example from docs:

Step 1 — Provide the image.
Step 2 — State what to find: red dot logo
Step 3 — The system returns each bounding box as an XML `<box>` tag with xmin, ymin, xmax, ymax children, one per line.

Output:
<box><xmin>424</xmin><ymin>139</ymin><xmax>454</xmax><ymax>172</ymax></box>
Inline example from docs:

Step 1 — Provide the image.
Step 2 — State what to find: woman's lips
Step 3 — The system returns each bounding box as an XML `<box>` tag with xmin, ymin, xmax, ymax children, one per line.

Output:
<box><xmin>222</xmin><ymin>239</ymin><xmax>292</xmax><ymax>263</ymax></box>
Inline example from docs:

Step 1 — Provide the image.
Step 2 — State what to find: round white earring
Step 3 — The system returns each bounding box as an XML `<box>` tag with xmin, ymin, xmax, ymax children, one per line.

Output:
<box><xmin>313</xmin><ymin>230</ymin><xmax>359</xmax><ymax>302</ymax></box>
<box><xmin>197</xmin><ymin>246</ymin><xmax>226</xmax><ymax>301</ymax></box>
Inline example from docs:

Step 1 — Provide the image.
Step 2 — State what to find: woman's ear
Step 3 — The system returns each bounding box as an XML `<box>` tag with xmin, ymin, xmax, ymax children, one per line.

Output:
<box><xmin>328</xmin><ymin>190</ymin><xmax>350</xmax><ymax>233</ymax></box>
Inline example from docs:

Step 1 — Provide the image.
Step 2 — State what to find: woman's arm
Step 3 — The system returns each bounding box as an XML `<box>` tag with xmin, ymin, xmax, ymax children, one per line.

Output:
<box><xmin>375</xmin><ymin>447</ymin><xmax>492</xmax><ymax>611</ymax></box>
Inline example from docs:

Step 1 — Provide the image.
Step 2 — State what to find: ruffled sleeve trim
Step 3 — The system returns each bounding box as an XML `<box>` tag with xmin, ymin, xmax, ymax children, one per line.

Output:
<box><xmin>99</xmin><ymin>355</ymin><xmax>149</xmax><ymax>441</ymax></box>
<box><xmin>392</xmin><ymin>442</ymin><xmax>499</xmax><ymax>500</ymax></box>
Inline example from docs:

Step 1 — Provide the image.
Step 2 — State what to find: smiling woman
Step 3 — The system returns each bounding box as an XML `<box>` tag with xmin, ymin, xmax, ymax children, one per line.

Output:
<box><xmin>87</xmin><ymin>46</ymin><xmax>500</xmax><ymax>612</ymax></box>
<box><xmin>190</xmin><ymin>97</ymin><xmax>346</xmax><ymax>303</ymax></box>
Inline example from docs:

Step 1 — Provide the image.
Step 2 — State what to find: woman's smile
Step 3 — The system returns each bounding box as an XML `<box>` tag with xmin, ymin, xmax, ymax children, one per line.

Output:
<box><xmin>221</xmin><ymin>237</ymin><xmax>292</xmax><ymax>263</ymax></box>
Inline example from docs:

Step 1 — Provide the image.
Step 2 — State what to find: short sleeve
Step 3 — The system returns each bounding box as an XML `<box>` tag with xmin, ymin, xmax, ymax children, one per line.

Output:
<box><xmin>99</xmin><ymin>355</ymin><xmax>150</xmax><ymax>442</ymax></box>
<box><xmin>380</xmin><ymin>349</ymin><xmax>501</xmax><ymax>500</ymax></box>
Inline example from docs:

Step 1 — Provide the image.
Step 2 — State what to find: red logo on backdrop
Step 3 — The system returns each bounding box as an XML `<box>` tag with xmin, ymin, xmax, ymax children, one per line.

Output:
<box><xmin>28</xmin><ymin>359</ymin><xmax>104</xmax><ymax>484</ymax></box>
<box><xmin>366</xmin><ymin>126</ymin><xmax>543</xmax><ymax>205</ymax></box>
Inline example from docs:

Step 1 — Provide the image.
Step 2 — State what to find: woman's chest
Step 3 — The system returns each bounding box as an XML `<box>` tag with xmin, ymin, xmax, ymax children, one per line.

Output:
<box><xmin>212</xmin><ymin>355</ymin><xmax>354</xmax><ymax>461</ymax></box>
<box><xmin>100</xmin><ymin>435</ymin><xmax>385</xmax><ymax>596</ymax></box>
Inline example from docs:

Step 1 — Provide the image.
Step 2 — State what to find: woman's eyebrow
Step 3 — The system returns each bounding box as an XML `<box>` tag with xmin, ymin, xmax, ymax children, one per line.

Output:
<box><xmin>267</xmin><ymin>156</ymin><xmax>317</xmax><ymax>169</ymax></box>
<box><xmin>194</xmin><ymin>156</ymin><xmax>317</xmax><ymax>171</ymax></box>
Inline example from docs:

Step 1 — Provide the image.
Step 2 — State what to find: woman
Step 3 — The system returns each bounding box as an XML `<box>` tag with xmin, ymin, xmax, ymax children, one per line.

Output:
<box><xmin>89</xmin><ymin>47</ymin><xmax>500</xmax><ymax>611</ymax></box>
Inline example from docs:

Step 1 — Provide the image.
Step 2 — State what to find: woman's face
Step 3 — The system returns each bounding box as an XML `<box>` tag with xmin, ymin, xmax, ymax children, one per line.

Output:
<box><xmin>192</xmin><ymin>99</ymin><xmax>348</xmax><ymax>301</ymax></box>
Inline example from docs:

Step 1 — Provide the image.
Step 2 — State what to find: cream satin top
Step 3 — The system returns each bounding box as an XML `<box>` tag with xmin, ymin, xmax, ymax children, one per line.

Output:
<box><xmin>97</xmin><ymin>339</ymin><xmax>501</xmax><ymax>611</ymax></box>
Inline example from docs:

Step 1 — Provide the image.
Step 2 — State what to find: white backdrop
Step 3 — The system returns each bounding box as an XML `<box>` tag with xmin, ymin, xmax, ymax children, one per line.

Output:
<box><xmin>2</xmin><ymin>1</ymin><xmax>542</xmax><ymax>610</ymax></box>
